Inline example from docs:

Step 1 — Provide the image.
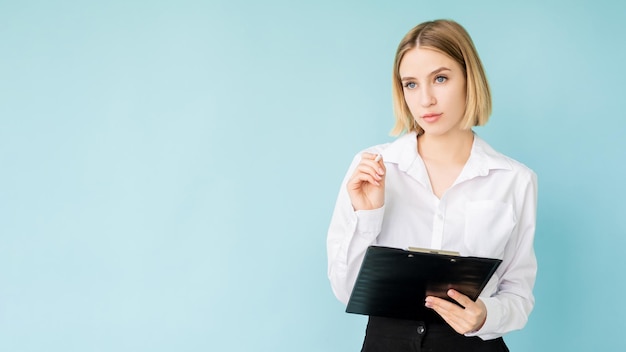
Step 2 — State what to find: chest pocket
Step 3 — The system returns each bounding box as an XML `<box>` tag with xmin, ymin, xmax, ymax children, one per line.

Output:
<box><xmin>464</xmin><ymin>200</ymin><xmax>516</xmax><ymax>259</ymax></box>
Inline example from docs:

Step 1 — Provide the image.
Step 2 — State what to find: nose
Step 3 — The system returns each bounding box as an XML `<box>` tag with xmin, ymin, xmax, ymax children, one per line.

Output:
<box><xmin>420</xmin><ymin>87</ymin><xmax>436</xmax><ymax>107</ymax></box>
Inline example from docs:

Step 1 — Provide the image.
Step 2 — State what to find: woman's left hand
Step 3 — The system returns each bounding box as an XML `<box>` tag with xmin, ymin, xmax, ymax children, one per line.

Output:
<box><xmin>424</xmin><ymin>289</ymin><xmax>487</xmax><ymax>335</ymax></box>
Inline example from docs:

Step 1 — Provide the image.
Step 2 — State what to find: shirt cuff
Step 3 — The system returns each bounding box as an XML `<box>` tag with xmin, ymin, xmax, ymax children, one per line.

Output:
<box><xmin>354</xmin><ymin>206</ymin><xmax>385</xmax><ymax>239</ymax></box>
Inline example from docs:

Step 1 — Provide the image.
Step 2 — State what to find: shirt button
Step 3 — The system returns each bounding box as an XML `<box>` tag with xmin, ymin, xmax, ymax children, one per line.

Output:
<box><xmin>417</xmin><ymin>325</ymin><xmax>425</xmax><ymax>335</ymax></box>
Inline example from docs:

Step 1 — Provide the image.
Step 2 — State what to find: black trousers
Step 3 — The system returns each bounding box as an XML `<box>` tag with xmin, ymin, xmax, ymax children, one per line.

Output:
<box><xmin>361</xmin><ymin>316</ymin><xmax>509</xmax><ymax>352</ymax></box>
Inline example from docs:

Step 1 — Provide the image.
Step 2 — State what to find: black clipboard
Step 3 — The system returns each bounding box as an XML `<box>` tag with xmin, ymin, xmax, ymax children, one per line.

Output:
<box><xmin>346</xmin><ymin>246</ymin><xmax>502</xmax><ymax>320</ymax></box>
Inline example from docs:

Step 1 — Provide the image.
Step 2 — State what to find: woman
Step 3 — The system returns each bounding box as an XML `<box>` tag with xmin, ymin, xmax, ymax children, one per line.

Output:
<box><xmin>327</xmin><ymin>19</ymin><xmax>537</xmax><ymax>352</ymax></box>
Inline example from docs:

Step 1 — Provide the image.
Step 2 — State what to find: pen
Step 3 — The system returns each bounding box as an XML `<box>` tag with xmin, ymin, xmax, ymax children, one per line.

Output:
<box><xmin>374</xmin><ymin>154</ymin><xmax>382</xmax><ymax>162</ymax></box>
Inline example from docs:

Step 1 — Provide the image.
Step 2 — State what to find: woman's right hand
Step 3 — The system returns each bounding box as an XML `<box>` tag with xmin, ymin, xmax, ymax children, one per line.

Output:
<box><xmin>346</xmin><ymin>152</ymin><xmax>386</xmax><ymax>211</ymax></box>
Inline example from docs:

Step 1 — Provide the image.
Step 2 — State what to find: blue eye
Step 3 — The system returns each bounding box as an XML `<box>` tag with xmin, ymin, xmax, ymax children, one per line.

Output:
<box><xmin>404</xmin><ymin>82</ymin><xmax>417</xmax><ymax>89</ymax></box>
<box><xmin>435</xmin><ymin>75</ymin><xmax>447</xmax><ymax>83</ymax></box>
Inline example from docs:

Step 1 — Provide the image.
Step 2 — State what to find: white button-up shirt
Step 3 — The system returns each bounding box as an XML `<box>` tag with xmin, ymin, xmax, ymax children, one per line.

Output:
<box><xmin>327</xmin><ymin>132</ymin><xmax>537</xmax><ymax>340</ymax></box>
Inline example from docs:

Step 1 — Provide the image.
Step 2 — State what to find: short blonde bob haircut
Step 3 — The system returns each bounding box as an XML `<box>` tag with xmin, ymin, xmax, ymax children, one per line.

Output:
<box><xmin>391</xmin><ymin>19</ymin><xmax>492</xmax><ymax>136</ymax></box>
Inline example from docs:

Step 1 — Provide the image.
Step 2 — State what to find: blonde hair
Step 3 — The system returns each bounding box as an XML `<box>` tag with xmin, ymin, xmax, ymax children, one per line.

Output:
<box><xmin>391</xmin><ymin>19</ymin><xmax>492</xmax><ymax>136</ymax></box>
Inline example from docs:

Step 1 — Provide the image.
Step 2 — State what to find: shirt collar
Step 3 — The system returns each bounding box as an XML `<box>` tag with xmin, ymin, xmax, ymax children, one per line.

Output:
<box><xmin>380</xmin><ymin>131</ymin><xmax>513</xmax><ymax>186</ymax></box>
<box><xmin>380</xmin><ymin>131</ymin><xmax>421</xmax><ymax>173</ymax></box>
<box><xmin>454</xmin><ymin>133</ymin><xmax>512</xmax><ymax>186</ymax></box>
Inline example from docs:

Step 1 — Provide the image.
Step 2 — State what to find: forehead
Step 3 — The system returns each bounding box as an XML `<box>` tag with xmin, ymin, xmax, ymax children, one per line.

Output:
<box><xmin>399</xmin><ymin>46</ymin><xmax>461</xmax><ymax>76</ymax></box>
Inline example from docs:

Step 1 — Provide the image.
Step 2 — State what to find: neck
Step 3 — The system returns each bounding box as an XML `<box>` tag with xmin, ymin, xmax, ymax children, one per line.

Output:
<box><xmin>417</xmin><ymin>129</ymin><xmax>474</xmax><ymax>163</ymax></box>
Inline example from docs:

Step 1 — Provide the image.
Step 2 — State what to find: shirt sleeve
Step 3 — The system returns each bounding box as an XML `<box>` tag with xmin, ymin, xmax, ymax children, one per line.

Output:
<box><xmin>327</xmin><ymin>154</ymin><xmax>385</xmax><ymax>304</ymax></box>
<box><xmin>466</xmin><ymin>170</ymin><xmax>538</xmax><ymax>340</ymax></box>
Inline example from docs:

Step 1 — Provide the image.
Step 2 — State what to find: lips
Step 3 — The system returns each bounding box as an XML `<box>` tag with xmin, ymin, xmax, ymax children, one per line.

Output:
<box><xmin>421</xmin><ymin>113</ymin><xmax>442</xmax><ymax>123</ymax></box>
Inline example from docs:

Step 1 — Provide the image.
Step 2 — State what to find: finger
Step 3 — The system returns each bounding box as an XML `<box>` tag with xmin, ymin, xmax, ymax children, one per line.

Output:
<box><xmin>348</xmin><ymin>171</ymin><xmax>381</xmax><ymax>187</ymax></box>
<box><xmin>425</xmin><ymin>296</ymin><xmax>459</xmax><ymax>316</ymax></box>
<box><xmin>427</xmin><ymin>294</ymin><xmax>486</xmax><ymax>333</ymax></box>
<box><xmin>361</xmin><ymin>152</ymin><xmax>378</xmax><ymax>160</ymax></box>
<box><xmin>425</xmin><ymin>295</ymin><xmax>456</xmax><ymax>309</ymax></box>
<box><xmin>374</xmin><ymin>155</ymin><xmax>385</xmax><ymax>174</ymax></box>
<box><xmin>425</xmin><ymin>296</ymin><xmax>472</xmax><ymax>329</ymax></box>
<box><xmin>359</xmin><ymin>160</ymin><xmax>385</xmax><ymax>177</ymax></box>
<box><xmin>348</xmin><ymin>176</ymin><xmax>379</xmax><ymax>189</ymax></box>
<box><xmin>348</xmin><ymin>173</ymin><xmax>380</xmax><ymax>190</ymax></box>
<box><xmin>353</xmin><ymin>164</ymin><xmax>384</xmax><ymax>184</ymax></box>
<box><xmin>361</xmin><ymin>153</ymin><xmax>386</xmax><ymax>174</ymax></box>
<box><xmin>447</xmin><ymin>289</ymin><xmax>473</xmax><ymax>309</ymax></box>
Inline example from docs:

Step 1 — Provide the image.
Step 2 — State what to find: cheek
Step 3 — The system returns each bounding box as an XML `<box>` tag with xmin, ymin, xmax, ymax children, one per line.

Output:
<box><xmin>402</xmin><ymin>92</ymin><xmax>417</xmax><ymax>113</ymax></box>
<box><xmin>443</xmin><ymin>87</ymin><xmax>466</xmax><ymax>112</ymax></box>
<box><xmin>403</xmin><ymin>91</ymin><xmax>420</xmax><ymax>108</ymax></box>
<box><xmin>457</xmin><ymin>88</ymin><xmax>467</xmax><ymax>104</ymax></box>
<box><xmin>406</xmin><ymin>99</ymin><xmax>422</xmax><ymax>118</ymax></box>
<box><xmin>455</xmin><ymin>85</ymin><xmax>467</xmax><ymax>106</ymax></box>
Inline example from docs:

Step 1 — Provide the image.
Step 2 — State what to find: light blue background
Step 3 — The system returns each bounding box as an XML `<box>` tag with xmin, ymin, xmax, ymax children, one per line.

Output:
<box><xmin>1</xmin><ymin>0</ymin><xmax>625</xmax><ymax>350</ymax></box>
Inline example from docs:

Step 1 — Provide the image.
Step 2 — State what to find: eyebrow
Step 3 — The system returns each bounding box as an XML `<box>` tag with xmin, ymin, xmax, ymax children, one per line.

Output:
<box><xmin>401</xmin><ymin>67</ymin><xmax>451</xmax><ymax>81</ymax></box>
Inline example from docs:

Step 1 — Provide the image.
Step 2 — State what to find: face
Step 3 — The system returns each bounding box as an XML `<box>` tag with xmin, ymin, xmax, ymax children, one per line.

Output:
<box><xmin>399</xmin><ymin>46</ymin><xmax>467</xmax><ymax>137</ymax></box>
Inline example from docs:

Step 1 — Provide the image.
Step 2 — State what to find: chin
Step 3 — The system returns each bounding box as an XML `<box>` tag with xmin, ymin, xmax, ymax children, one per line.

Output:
<box><xmin>420</xmin><ymin>124</ymin><xmax>468</xmax><ymax>138</ymax></box>
<box><xmin>420</xmin><ymin>128</ymin><xmax>451</xmax><ymax>137</ymax></box>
